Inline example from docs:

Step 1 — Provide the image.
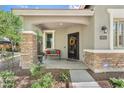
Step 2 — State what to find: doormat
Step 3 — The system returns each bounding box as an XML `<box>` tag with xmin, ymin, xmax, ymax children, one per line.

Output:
<box><xmin>66</xmin><ymin>59</ymin><xmax>79</xmax><ymax>62</ymax></box>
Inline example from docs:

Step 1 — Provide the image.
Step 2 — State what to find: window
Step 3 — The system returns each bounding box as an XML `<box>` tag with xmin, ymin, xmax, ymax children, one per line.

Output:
<box><xmin>113</xmin><ymin>19</ymin><xmax>124</xmax><ymax>48</ymax></box>
<box><xmin>46</xmin><ymin>33</ymin><xmax>52</xmax><ymax>48</ymax></box>
<box><xmin>43</xmin><ymin>30</ymin><xmax>55</xmax><ymax>50</ymax></box>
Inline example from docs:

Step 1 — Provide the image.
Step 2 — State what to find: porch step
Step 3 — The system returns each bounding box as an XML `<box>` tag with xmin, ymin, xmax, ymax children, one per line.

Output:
<box><xmin>44</xmin><ymin>60</ymin><xmax>88</xmax><ymax>69</ymax></box>
<box><xmin>72</xmin><ymin>82</ymin><xmax>100</xmax><ymax>88</ymax></box>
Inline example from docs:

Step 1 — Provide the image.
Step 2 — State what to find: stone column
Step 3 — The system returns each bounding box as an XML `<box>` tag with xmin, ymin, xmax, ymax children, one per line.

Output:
<box><xmin>20</xmin><ymin>31</ymin><xmax>37</xmax><ymax>69</ymax></box>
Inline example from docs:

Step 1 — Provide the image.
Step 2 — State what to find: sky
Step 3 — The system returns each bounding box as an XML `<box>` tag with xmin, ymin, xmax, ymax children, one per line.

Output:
<box><xmin>0</xmin><ymin>5</ymin><xmax>73</xmax><ymax>11</ymax></box>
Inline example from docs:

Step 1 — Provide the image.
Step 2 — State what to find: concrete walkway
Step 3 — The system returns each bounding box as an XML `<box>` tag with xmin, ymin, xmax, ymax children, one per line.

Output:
<box><xmin>43</xmin><ymin>59</ymin><xmax>88</xmax><ymax>69</ymax></box>
<box><xmin>70</xmin><ymin>70</ymin><xmax>100</xmax><ymax>88</ymax></box>
<box><xmin>43</xmin><ymin>59</ymin><xmax>100</xmax><ymax>88</ymax></box>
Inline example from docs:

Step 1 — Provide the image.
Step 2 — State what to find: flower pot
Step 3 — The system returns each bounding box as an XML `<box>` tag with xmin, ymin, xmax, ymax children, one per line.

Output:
<box><xmin>66</xmin><ymin>82</ymin><xmax>69</xmax><ymax>88</ymax></box>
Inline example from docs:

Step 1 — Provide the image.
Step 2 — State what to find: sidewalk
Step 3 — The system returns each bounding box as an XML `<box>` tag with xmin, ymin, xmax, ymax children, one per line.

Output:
<box><xmin>70</xmin><ymin>70</ymin><xmax>100</xmax><ymax>88</ymax></box>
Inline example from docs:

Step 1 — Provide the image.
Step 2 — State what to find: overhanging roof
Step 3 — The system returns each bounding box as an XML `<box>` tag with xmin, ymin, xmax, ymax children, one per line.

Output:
<box><xmin>12</xmin><ymin>9</ymin><xmax>94</xmax><ymax>16</ymax></box>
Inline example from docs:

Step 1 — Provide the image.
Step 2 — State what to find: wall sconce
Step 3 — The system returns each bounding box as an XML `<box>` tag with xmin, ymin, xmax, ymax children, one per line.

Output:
<box><xmin>101</xmin><ymin>25</ymin><xmax>107</xmax><ymax>34</ymax></box>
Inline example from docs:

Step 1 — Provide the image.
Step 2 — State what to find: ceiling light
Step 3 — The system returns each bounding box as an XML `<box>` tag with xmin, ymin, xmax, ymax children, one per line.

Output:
<box><xmin>59</xmin><ymin>23</ymin><xmax>63</xmax><ymax>26</ymax></box>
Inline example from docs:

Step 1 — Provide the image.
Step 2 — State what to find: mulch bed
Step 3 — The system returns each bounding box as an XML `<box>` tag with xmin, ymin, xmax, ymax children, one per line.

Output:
<box><xmin>87</xmin><ymin>69</ymin><xmax>124</xmax><ymax>88</ymax></box>
<box><xmin>11</xmin><ymin>69</ymin><xmax>72</xmax><ymax>88</ymax></box>
<box><xmin>44</xmin><ymin>69</ymin><xmax>72</xmax><ymax>88</ymax></box>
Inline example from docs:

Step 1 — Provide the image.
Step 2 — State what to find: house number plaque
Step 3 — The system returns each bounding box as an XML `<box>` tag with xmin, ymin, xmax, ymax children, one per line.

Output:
<box><xmin>99</xmin><ymin>35</ymin><xmax>107</xmax><ymax>40</ymax></box>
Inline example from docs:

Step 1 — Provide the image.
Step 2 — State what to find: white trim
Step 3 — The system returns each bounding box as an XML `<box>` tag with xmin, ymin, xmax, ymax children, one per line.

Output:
<box><xmin>13</xmin><ymin>9</ymin><xmax>94</xmax><ymax>16</ymax></box>
<box><xmin>84</xmin><ymin>49</ymin><xmax>124</xmax><ymax>53</ymax></box>
<box><xmin>22</xmin><ymin>31</ymin><xmax>36</xmax><ymax>35</ymax></box>
<box><xmin>108</xmin><ymin>9</ymin><xmax>124</xmax><ymax>18</ymax></box>
<box><xmin>43</xmin><ymin>32</ymin><xmax>45</xmax><ymax>51</ymax></box>
<box><xmin>109</xmin><ymin>14</ymin><xmax>113</xmax><ymax>50</ymax></box>
<box><xmin>43</xmin><ymin>30</ymin><xmax>55</xmax><ymax>51</ymax></box>
<box><xmin>108</xmin><ymin>9</ymin><xmax>124</xmax><ymax>50</ymax></box>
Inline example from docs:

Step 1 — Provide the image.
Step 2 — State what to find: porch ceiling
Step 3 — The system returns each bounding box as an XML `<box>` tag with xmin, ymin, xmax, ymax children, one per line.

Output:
<box><xmin>36</xmin><ymin>22</ymin><xmax>83</xmax><ymax>30</ymax></box>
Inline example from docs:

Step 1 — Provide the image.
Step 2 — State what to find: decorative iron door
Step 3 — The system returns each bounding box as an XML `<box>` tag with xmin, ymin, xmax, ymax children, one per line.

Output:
<box><xmin>68</xmin><ymin>32</ymin><xmax>79</xmax><ymax>60</ymax></box>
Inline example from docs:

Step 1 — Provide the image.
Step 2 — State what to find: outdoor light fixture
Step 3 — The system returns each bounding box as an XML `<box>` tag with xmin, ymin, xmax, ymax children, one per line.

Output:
<box><xmin>101</xmin><ymin>25</ymin><xmax>107</xmax><ymax>34</ymax></box>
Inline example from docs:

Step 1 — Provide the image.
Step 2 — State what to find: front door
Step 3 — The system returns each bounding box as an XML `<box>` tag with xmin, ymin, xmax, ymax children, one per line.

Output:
<box><xmin>68</xmin><ymin>32</ymin><xmax>79</xmax><ymax>60</ymax></box>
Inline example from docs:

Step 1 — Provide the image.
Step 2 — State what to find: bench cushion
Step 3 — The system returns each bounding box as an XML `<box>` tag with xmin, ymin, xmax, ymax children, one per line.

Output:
<box><xmin>45</xmin><ymin>49</ymin><xmax>61</xmax><ymax>55</ymax></box>
<box><xmin>46</xmin><ymin>50</ymin><xmax>50</xmax><ymax>54</ymax></box>
<box><xmin>50</xmin><ymin>50</ymin><xmax>56</xmax><ymax>54</ymax></box>
<box><xmin>56</xmin><ymin>50</ymin><xmax>61</xmax><ymax>54</ymax></box>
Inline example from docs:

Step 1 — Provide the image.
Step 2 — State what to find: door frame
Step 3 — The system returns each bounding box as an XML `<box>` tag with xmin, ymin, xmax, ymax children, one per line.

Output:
<box><xmin>43</xmin><ymin>30</ymin><xmax>55</xmax><ymax>51</ymax></box>
<box><xmin>67</xmin><ymin>32</ymin><xmax>79</xmax><ymax>60</ymax></box>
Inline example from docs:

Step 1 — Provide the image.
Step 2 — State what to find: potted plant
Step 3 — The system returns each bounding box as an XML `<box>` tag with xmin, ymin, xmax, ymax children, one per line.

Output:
<box><xmin>38</xmin><ymin>51</ymin><xmax>45</xmax><ymax>64</ymax></box>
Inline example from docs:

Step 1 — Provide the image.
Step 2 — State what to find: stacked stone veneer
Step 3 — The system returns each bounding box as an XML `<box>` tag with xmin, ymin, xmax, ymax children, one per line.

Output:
<box><xmin>20</xmin><ymin>31</ymin><xmax>37</xmax><ymax>69</ymax></box>
<box><xmin>84</xmin><ymin>51</ymin><xmax>124</xmax><ymax>73</ymax></box>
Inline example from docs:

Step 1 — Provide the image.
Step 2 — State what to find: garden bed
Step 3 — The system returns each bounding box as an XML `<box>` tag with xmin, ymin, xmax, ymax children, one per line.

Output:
<box><xmin>44</xmin><ymin>69</ymin><xmax>72</xmax><ymax>88</ymax></box>
<box><xmin>9</xmin><ymin>69</ymin><xmax>72</xmax><ymax>88</ymax></box>
<box><xmin>87</xmin><ymin>69</ymin><xmax>124</xmax><ymax>88</ymax></box>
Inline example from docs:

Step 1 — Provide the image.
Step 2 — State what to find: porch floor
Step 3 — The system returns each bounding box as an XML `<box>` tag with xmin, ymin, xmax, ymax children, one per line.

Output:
<box><xmin>43</xmin><ymin>59</ymin><xmax>88</xmax><ymax>69</ymax></box>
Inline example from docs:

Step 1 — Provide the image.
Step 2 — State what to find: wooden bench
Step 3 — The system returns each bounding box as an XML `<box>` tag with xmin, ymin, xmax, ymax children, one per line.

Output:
<box><xmin>45</xmin><ymin>49</ymin><xmax>61</xmax><ymax>59</ymax></box>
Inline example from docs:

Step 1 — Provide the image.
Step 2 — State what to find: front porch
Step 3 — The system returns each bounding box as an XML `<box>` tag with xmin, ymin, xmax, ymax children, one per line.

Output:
<box><xmin>43</xmin><ymin>58</ymin><xmax>88</xmax><ymax>70</ymax></box>
<box><xmin>17</xmin><ymin>9</ymin><xmax>124</xmax><ymax>73</ymax></box>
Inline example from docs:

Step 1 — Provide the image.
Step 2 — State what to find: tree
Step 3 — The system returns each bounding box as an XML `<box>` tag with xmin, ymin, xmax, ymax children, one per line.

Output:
<box><xmin>0</xmin><ymin>11</ymin><xmax>22</xmax><ymax>44</ymax></box>
<box><xmin>0</xmin><ymin>11</ymin><xmax>22</xmax><ymax>71</ymax></box>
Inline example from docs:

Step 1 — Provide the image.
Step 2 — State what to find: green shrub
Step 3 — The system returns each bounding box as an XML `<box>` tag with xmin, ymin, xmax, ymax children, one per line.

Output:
<box><xmin>30</xmin><ymin>64</ymin><xmax>43</xmax><ymax>77</ymax></box>
<box><xmin>109</xmin><ymin>78</ymin><xmax>124</xmax><ymax>88</ymax></box>
<box><xmin>31</xmin><ymin>72</ymin><xmax>54</xmax><ymax>88</ymax></box>
<box><xmin>59</xmin><ymin>70</ymin><xmax>70</xmax><ymax>82</ymax></box>
<box><xmin>0</xmin><ymin>71</ymin><xmax>15</xmax><ymax>88</ymax></box>
<box><xmin>41</xmin><ymin>72</ymin><xmax>54</xmax><ymax>88</ymax></box>
<box><xmin>31</xmin><ymin>82</ymin><xmax>42</xmax><ymax>88</ymax></box>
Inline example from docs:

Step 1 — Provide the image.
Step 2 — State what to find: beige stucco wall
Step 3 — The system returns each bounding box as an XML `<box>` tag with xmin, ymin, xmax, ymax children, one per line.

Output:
<box><xmin>84</xmin><ymin>17</ymin><xmax>94</xmax><ymax>49</ymax></box>
<box><xmin>13</xmin><ymin>9</ymin><xmax>95</xmax><ymax>61</ymax></box>
<box><xmin>54</xmin><ymin>25</ymin><xmax>83</xmax><ymax>60</ymax></box>
<box><xmin>19</xmin><ymin>15</ymin><xmax>94</xmax><ymax>61</ymax></box>
<box><xmin>54</xmin><ymin>28</ymin><xmax>67</xmax><ymax>59</ymax></box>
<box><xmin>66</xmin><ymin>25</ymin><xmax>84</xmax><ymax>60</ymax></box>
<box><xmin>19</xmin><ymin>15</ymin><xmax>95</xmax><ymax>61</ymax></box>
<box><xmin>54</xmin><ymin>23</ymin><xmax>94</xmax><ymax>61</ymax></box>
<box><xmin>13</xmin><ymin>9</ymin><xmax>94</xmax><ymax>17</ymax></box>
<box><xmin>22</xmin><ymin>16</ymin><xmax>90</xmax><ymax>31</ymax></box>
<box><xmin>94</xmin><ymin>5</ymin><xmax>124</xmax><ymax>49</ymax></box>
<box><xmin>14</xmin><ymin>6</ymin><xmax>124</xmax><ymax>54</ymax></box>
